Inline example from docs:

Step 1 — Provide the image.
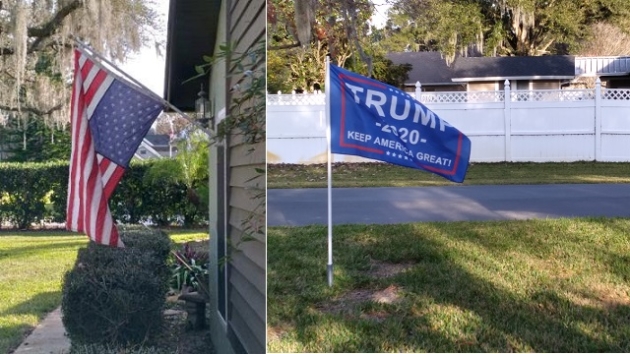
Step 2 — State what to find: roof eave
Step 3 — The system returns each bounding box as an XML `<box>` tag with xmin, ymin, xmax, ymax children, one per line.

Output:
<box><xmin>163</xmin><ymin>0</ymin><xmax>222</xmax><ymax>112</ymax></box>
<box><xmin>452</xmin><ymin>75</ymin><xmax>576</xmax><ymax>82</ymax></box>
<box><xmin>404</xmin><ymin>81</ymin><xmax>463</xmax><ymax>86</ymax></box>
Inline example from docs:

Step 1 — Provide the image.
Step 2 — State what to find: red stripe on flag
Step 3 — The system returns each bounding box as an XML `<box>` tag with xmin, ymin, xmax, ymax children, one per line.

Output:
<box><xmin>101</xmin><ymin>163</ymin><xmax>125</xmax><ymax>199</ymax></box>
<box><xmin>84</xmin><ymin>70</ymin><xmax>108</xmax><ymax>107</ymax></box>
<box><xmin>80</xmin><ymin>58</ymin><xmax>94</xmax><ymax>79</ymax></box>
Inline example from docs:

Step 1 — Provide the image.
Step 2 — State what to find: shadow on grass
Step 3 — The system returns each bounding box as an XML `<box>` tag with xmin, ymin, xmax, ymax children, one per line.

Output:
<box><xmin>0</xmin><ymin>240</ymin><xmax>85</xmax><ymax>261</ymax></box>
<box><xmin>268</xmin><ymin>222</ymin><xmax>630</xmax><ymax>352</ymax></box>
<box><xmin>0</xmin><ymin>229</ymin><xmax>76</xmax><ymax>237</ymax></box>
<box><xmin>0</xmin><ymin>291</ymin><xmax>62</xmax><ymax>317</ymax></box>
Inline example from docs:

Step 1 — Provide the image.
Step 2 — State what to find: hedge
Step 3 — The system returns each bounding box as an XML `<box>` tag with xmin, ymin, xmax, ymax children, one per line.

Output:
<box><xmin>0</xmin><ymin>159</ymin><xmax>207</xmax><ymax>229</ymax></box>
<box><xmin>61</xmin><ymin>228</ymin><xmax>172</xmax><ymax>347</ymax></box>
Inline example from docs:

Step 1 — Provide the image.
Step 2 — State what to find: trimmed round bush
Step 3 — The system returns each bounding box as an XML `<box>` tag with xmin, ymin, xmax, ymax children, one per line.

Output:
<box><xmin>62</xmin><ymin>228</ymin><xmax>172</xmax><ymax>347</ymax></box>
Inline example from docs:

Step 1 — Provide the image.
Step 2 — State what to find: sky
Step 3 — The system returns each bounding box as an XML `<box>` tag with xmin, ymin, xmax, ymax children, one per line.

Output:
<box><xmin>119</xmin><ymin>1</ymin><xmax>170</xmax><ymax>97</ymax></box>
<box><xmin>370</xmin><ymin>0</ymin><xmax>392</xmax><ymax>29</ymax></box>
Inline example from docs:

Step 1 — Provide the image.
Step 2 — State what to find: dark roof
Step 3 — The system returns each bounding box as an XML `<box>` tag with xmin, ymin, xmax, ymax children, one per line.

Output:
<box><xmin>453</xmin><ymin>55</ymin><xmax>575</xmax><ymax>82</ymax></box>
<box><xmin>387</xmin><ymin>52</ymin><xmax>456</xmax><ymax>85</ymax></box>
<box><xmin>387</xmin><ymin>52</ymin><xmax>576</xmax><ymax>85</ymax></box>
<box><xmin>163</xmin><ymin>0</ymin><xmax>222</xmax><ymax>111</ymax></box>
<box><xmin>144</xmin><ymin>134</ymin><xmax>171</xmax><ymax>147</ymax></box>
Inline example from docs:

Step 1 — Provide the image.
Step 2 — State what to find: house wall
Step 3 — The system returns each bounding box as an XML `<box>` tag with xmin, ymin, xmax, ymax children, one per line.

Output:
<box><xmin>267</xmin><ymin>85</ymin><xmax>630</xmax><ymax>163</ymax></box>
<box><xmin>225</xmin><ymin>0</ymin><xmax>266</xmax><ymax>353</ymax></box>
<box><xmin>207</xmin><ymin>1</ymin><xmax>232</xmax><ymax>354</ymax></box>
<box><xmin>468</xmin><ymin>82</ymin><xmax>496</xmax><ymax>91</ymax></box>
<box><xmin>532</xmin><ymin>80</ymin><xmax>561</xmax><ymax>90</ymax></box>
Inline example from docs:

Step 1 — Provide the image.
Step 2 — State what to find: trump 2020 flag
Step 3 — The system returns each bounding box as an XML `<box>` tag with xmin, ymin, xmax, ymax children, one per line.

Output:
<box><xmin>66</xmin><ymin>48</ymin><xmax>164</xmax><ymax>247</ymax></box>
<box><xmin>329</xmin><ymin>64</ymin><xmax>471</xmax><ymax>183</ymax></box>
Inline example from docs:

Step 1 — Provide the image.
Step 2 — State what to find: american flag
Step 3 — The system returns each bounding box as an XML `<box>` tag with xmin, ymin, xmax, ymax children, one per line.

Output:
<box><xmin>66</xmin><ymin>48</ymin><xmax>164</xmax><ymax>247</ymax></box>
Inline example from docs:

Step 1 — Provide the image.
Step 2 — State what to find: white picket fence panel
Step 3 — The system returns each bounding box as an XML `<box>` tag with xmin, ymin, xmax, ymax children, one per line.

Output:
<box><xmin>267</xmin><ymin>80</ymin><xmax>630</xmax><ymax>163</ymax></box>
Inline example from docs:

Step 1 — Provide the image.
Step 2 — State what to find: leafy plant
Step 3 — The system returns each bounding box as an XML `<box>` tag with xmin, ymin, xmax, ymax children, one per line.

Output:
<box><xmin>170</xmin><ymin>242</ymin><xmax>209</xmax><ymax>296</ymax></box>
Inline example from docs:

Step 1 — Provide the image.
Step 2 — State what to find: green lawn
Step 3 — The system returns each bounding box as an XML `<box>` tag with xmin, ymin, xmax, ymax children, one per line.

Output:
<box><xmin>0</xmin><ymin>228</ymin><xmax>207</xmax><ymax>354</ymax></box>
<box><xmin>267</xmin><ymin>162</ymin><xmax>630</xmax><ymax>188</ymax></box>
<box><xmin>267</xmin><ymin>218</ymin><xmax>630</xmax><ymax>352</ymax></box>
<box><xmin>0</xmin><ymin>231</ymin><xmax>86</xmax><ymax>353</ymax></box>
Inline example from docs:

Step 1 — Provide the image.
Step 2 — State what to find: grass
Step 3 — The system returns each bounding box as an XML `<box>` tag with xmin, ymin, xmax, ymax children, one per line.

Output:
<box><xmin>166</xmin><ymin>229</ymin><xmax>209</xmax><ymax>244</ymax></box>
<box><xmin>267</xmin><ymin>218</ymin><xmax>630</xmax><ymax>352</ymax></box>
<box><xmin>267</xmin><ymin>161</ymin><xmax>630</xmax><ymax>188</ymax></box>
<box><xmin>0</xmin><ymin>231</ymin><xmax>86</xmax><ymax>354</ymax></box>
<box><xmin>0</xmin><ymin>228</ymin><xmax>207</xmax><ymax>354</ymax></box>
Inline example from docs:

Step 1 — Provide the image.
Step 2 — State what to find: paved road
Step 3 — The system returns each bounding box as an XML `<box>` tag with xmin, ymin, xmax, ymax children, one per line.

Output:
<box><xmin>268</xmin><ymin>184</ymin><xmax>630</xmax><ymax>226</ymax></box>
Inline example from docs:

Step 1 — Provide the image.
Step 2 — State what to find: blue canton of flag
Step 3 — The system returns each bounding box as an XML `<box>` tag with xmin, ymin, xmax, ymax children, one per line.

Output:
<box><xmin>91</xmin><ymin>80</ymin><xmax>164</xmax><ymax>167</ymax></box>
<box><xmin>328</xmin><ymin>64</ymin><xmax>472</xmax><ymax>183</ymax></box>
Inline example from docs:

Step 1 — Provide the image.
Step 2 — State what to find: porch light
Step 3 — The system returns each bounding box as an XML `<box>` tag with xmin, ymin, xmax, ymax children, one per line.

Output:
<box><xmin>195</xmin><ymin>84</ymin><xmax>213</xmax><ymax>128</ymax></box>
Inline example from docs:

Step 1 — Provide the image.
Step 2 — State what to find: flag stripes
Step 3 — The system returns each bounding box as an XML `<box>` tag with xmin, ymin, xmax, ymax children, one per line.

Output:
<box><xmin>66</xmin><ymin>49</ymin><xmax>122</xmax><ymax>247</ymax></box>
<box><xmin>66</xmin><ymin>46</ymin><xmax>164</xmax><ymax>247</ymax></box>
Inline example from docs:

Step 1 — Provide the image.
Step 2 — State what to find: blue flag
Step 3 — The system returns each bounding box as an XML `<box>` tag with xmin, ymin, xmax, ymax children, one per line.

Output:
<box><xmin>328</xmin><ymin>64</ymin><xmax>472</xmax><ymax>183</ymax></box>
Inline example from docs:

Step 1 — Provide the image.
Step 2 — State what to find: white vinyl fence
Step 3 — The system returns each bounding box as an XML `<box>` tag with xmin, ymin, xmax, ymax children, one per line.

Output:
<box><xmin>267</xmin><ymin>80</ymin><xmax>630</xmax><ymax>163</ymax></box>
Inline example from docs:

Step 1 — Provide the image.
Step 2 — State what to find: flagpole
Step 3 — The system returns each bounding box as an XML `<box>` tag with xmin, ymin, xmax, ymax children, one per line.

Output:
<box><xmin>72</xmin><ymin>37</ymin><xmax>213</xmax><ymax>137</ymax></box>
<box><xmin>325</xmin><ymin>56</ymin><xmax>333</xmax><ymax>287</ymax></box>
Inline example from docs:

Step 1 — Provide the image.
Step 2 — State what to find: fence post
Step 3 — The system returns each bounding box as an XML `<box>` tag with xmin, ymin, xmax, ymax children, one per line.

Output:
<box><xmin>594</xmin><ymin>78</ymin><xmax>602</xmax><ymax>161</ymax></box>
<box><xmin>504</xmin><ymin>80</ymin><xmax>512</xmax><ymax>162</ymax></box>
<box><xmin>415</xmin><ymin>81</ymin><xmax>422</xmax><ymax>101</ymax></box>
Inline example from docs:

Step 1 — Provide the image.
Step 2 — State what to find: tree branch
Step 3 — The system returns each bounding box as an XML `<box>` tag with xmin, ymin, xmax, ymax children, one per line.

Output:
<box><xmin>268</xmin><ymin>42</ymin><xmax>302</xmax><ymax>50</ymax></box>
<box><xmin>0</xmin><ymin>0</ymin><xmax>82</xmax><ymax>56</ymax></box>
<box><xmin>0</xmin><ymin>103</ymin><xmax>64</xmax><ymax>116</ymax></box>
<box><xmin>28</xmin><ymin>0</ymin><xmax>83</xmax><ymax>52</ymax></box>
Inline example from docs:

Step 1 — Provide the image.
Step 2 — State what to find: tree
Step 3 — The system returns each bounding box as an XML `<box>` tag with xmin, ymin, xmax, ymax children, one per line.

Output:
<box><xmin>268</xmin><ymin>0</ymin><xmax>412</xmax><ymax>92</ymax></box>
<box><xmin>0</xmin><ymin>115</ymin><xmax>71</xmax><ymax>162</ymax></box>
<box><xmin>0</xmin><ymin>0</ymin><xmax>160</xmax><ymax>154</ymax></box>
<box><xmin>268</xmin><ymin>0</ymin><xmax>376</xmax><ymax>88</ymax></box>
<box><xmin>387</xmin><ymin>0</ymin><xmax>630</xmax><ymax>60</ymax></box>
<box><xmin>578</xmin><ymin>22</ymin><xmax>630</xmax><ymax>56</ymax></box>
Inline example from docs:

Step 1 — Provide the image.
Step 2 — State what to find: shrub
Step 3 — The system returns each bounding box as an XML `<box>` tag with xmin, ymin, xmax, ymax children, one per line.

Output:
<box><xmin>0</xmin><ymin>162</ymin><xmax>65</xmax><ymax>228</ymax></box>
<box><xmin>61</xmin><ymin>228</ymin><xmax>171</xmax><ymax>347</ymax></box>
<box><xmin>0</xmin><ymin>160</ymin><xmax>208</xmax><ymax>229</ymax></box>
<box><xmin>70</xmin><ymin>343</ymin><xmax>171</xmax><ymax>354</ymax></box>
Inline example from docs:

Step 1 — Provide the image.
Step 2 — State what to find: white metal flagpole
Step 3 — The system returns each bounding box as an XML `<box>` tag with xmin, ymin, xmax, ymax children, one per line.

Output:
<box><xmin>325</xmin><ymin>56</ymin><xmax>333</xmax><ymax>287</ymax></box>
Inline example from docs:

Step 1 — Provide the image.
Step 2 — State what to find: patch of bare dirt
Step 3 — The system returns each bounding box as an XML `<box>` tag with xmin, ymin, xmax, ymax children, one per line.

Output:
<box><xmin>561</xmin><ymin>282</ymin><xmax>630</xmax><ymax>312</ymax></box>
<box><xmin>317</xmin><ymin>285</ymin><xmax>403</xmax><ymax>318</ymax></box>
<box><xmin>368</xmin><ymin>259</ymin><xmax>415</xmax><ymax>278</ymax></box>
<box><xmin>569</xmin><ymin>283</ymin><xmax>630</xmax><ymax>309</ymax></box>
<box><xmin>267</xmin><ymin>323</ymin><xmax>294</xmax><ymax>342</ymax></box>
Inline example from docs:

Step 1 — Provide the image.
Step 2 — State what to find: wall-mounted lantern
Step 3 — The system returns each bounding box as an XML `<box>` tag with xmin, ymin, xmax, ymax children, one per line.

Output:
<box><xmin>195</xmin><ymin>84</ymin><xmax>213</xmax><ymax>129</ymax></box>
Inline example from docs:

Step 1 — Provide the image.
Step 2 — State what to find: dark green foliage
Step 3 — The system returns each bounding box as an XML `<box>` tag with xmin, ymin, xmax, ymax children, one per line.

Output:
<box><xmin>0</xmin><ymin>116</ymin><xmax>71</xmax><ymax>163</ymax></box>
<box><xmin>0</xmin><ymin>161</ymin><xmax>67</xmax><ymax>229</ymax></box>
<box><xmin>119</xmin><ymin>227</ymin><xmax>173</xmax><ymax>275</ymax></box>
<box><xmin>70</xmin><ymin>344</ymin><xmax>171</xmax><ymax>354</ymax></box>
<box><xmin>0</xmin><ymin>160</ymin><xmax>208</xmax><ymax>229</ymax></box>
<box><xmin>371</xmin><ymin>55</ymin><xmax>412</xmax><ymax>88</ymax></box>
<box><xmin>61</xmin><ymin>229</ymin><xmax>171</xmax><ymax>347</ymax></box>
